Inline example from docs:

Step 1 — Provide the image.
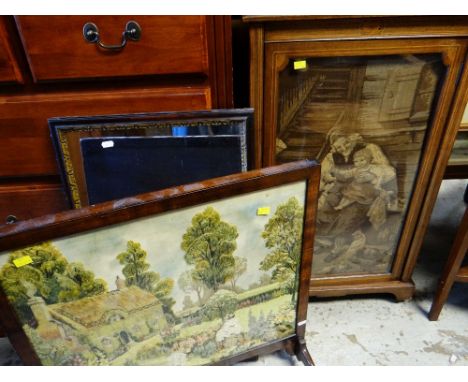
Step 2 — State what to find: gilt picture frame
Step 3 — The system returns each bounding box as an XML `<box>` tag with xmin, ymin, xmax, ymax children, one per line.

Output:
<box><xmin>48</xmin><ymin>109</ymin><xmax>254</xmax><ymax>209</ymax></box>
<box><xmin>0</xmin><ymin>160</ymin><xmax>319</xmax><ymax>366</ymax></box>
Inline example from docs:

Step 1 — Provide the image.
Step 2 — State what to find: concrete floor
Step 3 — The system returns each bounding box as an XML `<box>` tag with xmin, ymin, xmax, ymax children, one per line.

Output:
<box><xmin>243</xmin><ymin>179</ymin><xmax>468</xmax><ymax>366</ymax></box>
<box><xmin>1</xmin><ymin>180</ymin><xmax>467</xmax><ymax>366</ymax></box>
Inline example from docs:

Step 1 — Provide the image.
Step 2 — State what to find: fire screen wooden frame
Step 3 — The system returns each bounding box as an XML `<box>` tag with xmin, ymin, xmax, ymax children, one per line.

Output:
<box><xmin>0</xmin><ymin>160</ymin><xmax>319</xmax><ymax>366</ymax></box>
<box><xmin>246</xmin><ymin>16</ymin><xmax>468</xmax><ymax>301</ymax></box>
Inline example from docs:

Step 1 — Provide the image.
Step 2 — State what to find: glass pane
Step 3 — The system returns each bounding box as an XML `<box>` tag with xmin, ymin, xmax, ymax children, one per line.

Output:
<box><xmin>448</xmin><ymin>131</ymin><xmax>468</xmax><ymax>165</ymax></box>
<box><xmin>276</xmin><ymin>54</ymin><xmax>445</xmax><ymax>277</ymax></box>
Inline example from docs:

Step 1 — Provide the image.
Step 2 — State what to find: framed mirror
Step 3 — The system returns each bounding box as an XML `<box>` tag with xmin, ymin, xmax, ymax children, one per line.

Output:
<box><xmin>49</xmin><ymin>109</ymin><xmax>253</xmax><ymax>208</ymax></box>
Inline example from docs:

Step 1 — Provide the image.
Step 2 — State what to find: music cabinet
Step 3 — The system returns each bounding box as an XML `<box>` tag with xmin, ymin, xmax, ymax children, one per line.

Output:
<box><xmin>245</xmin><ymin>16</ymin><xmax>468</xmax><ymax>300</ymax></box>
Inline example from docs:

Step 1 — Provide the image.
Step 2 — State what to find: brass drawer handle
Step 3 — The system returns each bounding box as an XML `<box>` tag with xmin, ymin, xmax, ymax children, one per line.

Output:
<box><xmin>82</xmin><ymin>21</ymin><xmax>141</xmax><ymax>51</ymax></box>
<box><xmin>5</xmin><ymin>215</ymin><xmax>17</xmax><ymax>224</ymax></box>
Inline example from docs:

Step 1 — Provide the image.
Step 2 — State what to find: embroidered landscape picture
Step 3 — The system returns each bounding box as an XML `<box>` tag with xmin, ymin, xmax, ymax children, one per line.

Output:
<box><xmin>276</xmin><ymin>54</ymin><xmax>444</xmax><ymax>276</ymax></box>
<box><xmin>0</xmin><ymin>182</ymin><xmax>306</xmax><ymax>365</ymax></box>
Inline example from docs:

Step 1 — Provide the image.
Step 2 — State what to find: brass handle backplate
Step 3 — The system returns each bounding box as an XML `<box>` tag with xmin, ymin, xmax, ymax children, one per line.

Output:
<box><xmin>82</xmin><ymin>21</ymin><xmax>142</xmax><ymax>51</ymax></box>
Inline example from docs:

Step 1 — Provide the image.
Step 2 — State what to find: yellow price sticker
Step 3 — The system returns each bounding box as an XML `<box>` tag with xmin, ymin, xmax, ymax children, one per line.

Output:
<box><xmin>13</xmin><ymin>255</ymin><xmax>33</xmax><ymax>268</ymax></box>
<box><xmin>293</xmin><ymin>60</ymin><xmax>307</xmax><ymax>70</ymax></box>
<box><xmin>257</xmin><ymin>207</ymin><xmax>271</xmax><ymax>216</ymax></box>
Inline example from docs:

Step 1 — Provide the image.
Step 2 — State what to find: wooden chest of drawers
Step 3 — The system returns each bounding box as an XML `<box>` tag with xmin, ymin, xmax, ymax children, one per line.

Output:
<box><xmin>0</xmin><ymin>15</ymin><xmax>233</xmax><ymax>223</ymax></box>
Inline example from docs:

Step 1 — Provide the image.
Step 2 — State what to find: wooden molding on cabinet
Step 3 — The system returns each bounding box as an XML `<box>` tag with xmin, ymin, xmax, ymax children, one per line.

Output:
<box><xmin>207</xmin><ymin>16</ymin><xmax>234</xmax><ymax>109</ymax></box>
<box><xmin>243</xmin><ymin>16</ymin><xmax>468</xmax><ymax>42</ymax></box>
<box><xmin>249</xmin><ymin>26</ymin><xmax>264</xmax><ymax>169</ymax></box>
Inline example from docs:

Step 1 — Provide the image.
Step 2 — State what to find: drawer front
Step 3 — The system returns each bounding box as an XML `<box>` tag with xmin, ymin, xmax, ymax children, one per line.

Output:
<box><xmin>16</xmin><ymin>16</ymin><xmax>209</xmax><ymax>82</ymax></box>
<box><xmin>0</xmin><ymin>85</ymin><xmax>211</xmax><ymax>176</ymax></box>
<box><xmin>0</xmin><ymin>182</ymin><xmax>68</xmax><ymax>223</ymax></box>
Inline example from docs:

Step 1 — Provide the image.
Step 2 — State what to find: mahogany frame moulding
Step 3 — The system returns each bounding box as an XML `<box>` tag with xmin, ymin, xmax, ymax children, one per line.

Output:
<box><xmin>246</xmin><ymin>16</ymin><xmax>468</xmax><ymax>301</ymax></box>
<box><xmin>0</xmin><ymin>160</ymin><xmax>320</xmax><ymax>366</ymax></box>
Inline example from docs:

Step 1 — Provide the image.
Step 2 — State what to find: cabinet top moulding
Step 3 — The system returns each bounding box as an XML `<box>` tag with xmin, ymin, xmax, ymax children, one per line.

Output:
<box><xmin>242</xmin><ymin>16</ymin><xmax>468</xmax><ymax>42</ymax></box>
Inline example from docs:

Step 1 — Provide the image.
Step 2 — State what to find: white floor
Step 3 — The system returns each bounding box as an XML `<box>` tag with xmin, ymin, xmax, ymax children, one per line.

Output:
<box><xmin>1</xmin><ymin>180</ymin><xmax>467</xmax><ymax>366</ymax></box>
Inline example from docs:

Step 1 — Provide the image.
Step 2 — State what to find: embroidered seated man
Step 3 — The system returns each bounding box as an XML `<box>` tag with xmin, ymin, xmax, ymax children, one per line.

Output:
<box><xmin>317</xmin><ymin>131</ymin><xmax>397</xmax><ymax>236</ymax></box>
<box><xmin>333</xmin><ymin>148</ymin><xmax>381</xmax><ymax>211</ymax></box>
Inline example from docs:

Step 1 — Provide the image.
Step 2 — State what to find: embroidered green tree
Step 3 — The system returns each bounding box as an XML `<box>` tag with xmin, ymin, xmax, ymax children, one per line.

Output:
<box><xmin>56</xmin><ymin>262</ymin><xmax>108</xmax><ymax>302</ymax></box>
<box><xmin>260</xmin><ymin>197</ymin><xmax>304</xmax><ymax>302</ymax></box>
<box><xmin>117</xmin><ymin>240</ymin><xmax>175</xmax><ymax>312</ymax></box>
<box><xmin>181</xmin><ymin>207</ymin><xmax>238</xmax><ymax>292</ymax></box>
<box><xmin>0</xmin><ymin>242</ymin><xmax>107</xmax><ymax>321</ymax></box>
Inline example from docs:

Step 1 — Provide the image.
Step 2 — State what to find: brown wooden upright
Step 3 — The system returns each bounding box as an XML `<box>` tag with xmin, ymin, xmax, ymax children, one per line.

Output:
<box><xmin>244</xmin><ymin>16</ymin><xmax>468</xmax><ymax>301</ymax></box>
<box><xmin>429</xmin><ymin>206</ymin><xmax>468</xmax><ymax>321</ymax></box>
